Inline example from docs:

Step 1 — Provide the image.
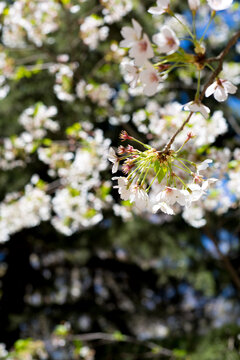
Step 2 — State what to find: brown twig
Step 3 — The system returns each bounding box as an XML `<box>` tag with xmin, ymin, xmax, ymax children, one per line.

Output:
<box><xmin>164</xmin><ymin>29</ymin><xmax>240</xmax><ymax>152</ymax></box>
<box><xmin>68</xmin><ymin>332</ymin><xmax>174</xmax><ymax>358</ymax></box>
<box><xmin>204</xmin><ymin>227</ymin><xmax>240</xmax><ymax>292</ymax></box>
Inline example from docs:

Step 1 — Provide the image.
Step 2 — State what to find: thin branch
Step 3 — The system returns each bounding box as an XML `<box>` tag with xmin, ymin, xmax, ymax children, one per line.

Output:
<box><xmin>164</xmin><ymin>112</ymin><xmax>193</xmax><ymax>151</ymax></box>
<box><xmin>164</xmin><ymin>29</ymin><xmax>240</xmax><ymax>152</ymax></box>
<box><xmin>67</xmin><ymin>332</ymin><xmax>174</xmax><ymax>358</ymax></box>
<box><xmin>204</xmin><ymin>227</ymin><xmax>240</xmax><ymax>292</ymax></box>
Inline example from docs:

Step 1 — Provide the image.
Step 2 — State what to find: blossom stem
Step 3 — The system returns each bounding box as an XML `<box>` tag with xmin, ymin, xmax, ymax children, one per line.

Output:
<box><xmin>173</xmin><ymin>163</ymin><xmax>191</xmax><ymax>174</ymax></box>
<box><xmin>146</xmin><ymin>168</ymin><xmax>161</xmax><ymax>192</ymax></box>
<box><xmin>140</xmin><ymin>163</ymin><xmax>151</xmax><ymax>186</ymax></box>
<box><xmin>131</xmin><ymin>137</ymin><xmax>151</xmax><ymax>150</ymax></box>
<box><xmin>206</xmin><ymin>63</ymin><xmax>216</xmax><ymax>73</ymax></box>
<box><xmin>177</xmin><ymin>157</ymin><xmax>196</xmax><ymax>166</ymax></box>
<box><xmin>176</xmin><ymin>159</ymin><xmax>193</xmax><ymax>173</ymax></box>
<box><xmin>195</xmin><ymin>70</ymin><xmax>201</xmax><ymax>100</ymax></box>
<box><xmin>192</xmin><ymin>12</ymin><xmax>196</xmax><ymax>39</ymax></box>
<box><xmin>172</xmin><ymin>14</ymin><xmax>194</xmax><ymax>40</ymax></box>
<box><xmin>137</xmin><ymin>159</ymin><xmax>151</xmax><ymax>184</ymax></box>
<box><xmin>200</xmin><ymin>11</ymin><xmax>215</xmax><ymax>43</ymax></box>
<box><xmin>174</xmin><ymin>173</ymin><xmax>188</xmax><ymax>188</ymax></box>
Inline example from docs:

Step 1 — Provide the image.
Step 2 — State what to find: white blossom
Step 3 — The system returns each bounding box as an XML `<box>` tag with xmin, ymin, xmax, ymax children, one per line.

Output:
<box><xmin>123</xmin><ymin>64</ymin><xmax>139</xmax><ymax>88</ymax></box>
<box><xmin>207</xmin><ymin>0</ymin><xmax>233</xmax><ymax>11</ymax></box>
<box><xmin>188</xmin><ymin>0</ymin><xmax>200</xmax><ymax>11</ymax></box>
<box><xmin>129</xmin><ymin>187</ymin><xmax>150</xmax><ymax>210</ymax></box>
<box><xmin>129</xmin><ymin>34</ymin><xmax>154</xmax><ymax>66</ymax></box>
<box><xmin>148</xmin><ymin>0</ymin><xmax>170</xmax><ymax>15</ymax></box>
<box><xmin>120</xmin><ymin>19</ymin><xmax>142</xmax><ymax>48</ymax></box>
<box><xmin>152</xmin><ymin>201</ymin><xmax>175</xmax><ymax>215</ymax></box>
<box><xmin>139</xmin><ymin>63</ymin><xmax>161</xmax><ymax>96</ymax></box>
<box><xmin>112</xmin><ymin>177</ymin><xmax>131</xmax><ymax>201</ymax></box>
<box><xmin>152</xmin><ymin>26</ymin><xmax>179</xmax><ymax>55</ymax></box>
<box><xmin>108</xmin><ymin>147</ymin><xmax>119</xmax><ymax>173</ymax></box>
<box><xmin>184</xmin><ymin>101</ymin><xmax>210</xmax><ymax>119</ymax></box>
<box><xmin>205</xmin><ymin>79</ymin><xmax>237</xmax><ymax>102</ymax></box>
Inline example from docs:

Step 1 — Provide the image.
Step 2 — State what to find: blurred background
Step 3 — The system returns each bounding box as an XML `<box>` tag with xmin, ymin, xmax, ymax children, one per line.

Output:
<box><xmin>0</xmin><ymin>0</ymin><xmax>240</xmax><ymax>359</ymax></box>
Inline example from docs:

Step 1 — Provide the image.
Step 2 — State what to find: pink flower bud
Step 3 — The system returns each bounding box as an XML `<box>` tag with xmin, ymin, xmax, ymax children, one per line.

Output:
<box><xmin>119</xmin><ymin>130</ymin><xmax>133</xmax><ymax>141</ymax></box>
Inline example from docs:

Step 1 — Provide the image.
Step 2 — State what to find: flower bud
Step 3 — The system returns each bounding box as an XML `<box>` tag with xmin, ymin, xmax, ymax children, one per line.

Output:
<box><xmin>119</xmin><ymin>130</ymin><xmax>133</xmax><ymax>141</ymax></box>
<box><xmin>188</xmin><ymin>0</ymin><xmax>200</xmax><ymax>12</ymax></box>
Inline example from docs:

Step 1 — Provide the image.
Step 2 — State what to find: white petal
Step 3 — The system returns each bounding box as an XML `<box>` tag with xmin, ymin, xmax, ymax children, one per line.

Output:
<box><xmin>205</xmin><ymin>82</ymin><xmax>216</xmax><ymax>97</ymax></box>
<box><xmin>148</xmin><ymin>6</ymin><xmax>165</xmax><ymax>15</ymax></box>
<box><xmin>153</xmin><ymin>202</ymin><xmax>174</xmax><ymax>215</ymax></box>
<box><xmin>223</xmin><ymin>81</ymin><xmax>237</xmax><ymax>94</ymax></box>
<box><xmin>214</xmin><ymin>86</ymin><xmax>227</xmax><ymax>102</ymax></box>
<box><xmin>132</xmin><ymin>19</ymin><xmax>142</xmax><ymax>39</ymax></box>
<box><xmin>112</xmin><ymin>162</ymin><xmax>119</xmax><ymax>174</ymax></box>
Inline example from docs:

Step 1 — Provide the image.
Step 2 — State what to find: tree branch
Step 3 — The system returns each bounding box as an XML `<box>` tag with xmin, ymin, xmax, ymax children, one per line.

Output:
<box><xmin>204</xmin><ymin>227</ymin><xmax>240</xmax><ymax>292</ymax></box>
<box><xmin>164</xmin><ymin>29</ymin><xmax>240</xmax><ymax>152</ymax></box>
<box><xmin>68</xmin><ymin>332</ymin><xmax>174</xmax><ymax>358</ymax></box>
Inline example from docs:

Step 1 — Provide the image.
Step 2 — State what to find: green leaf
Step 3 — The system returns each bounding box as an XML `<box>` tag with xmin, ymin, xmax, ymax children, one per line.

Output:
<box><xmin>68</xmin><ymin>187</ymin><xmax>80</xmax><ymax>197</ymax></box>
<box><xmin>154</xmin><ymin>161</ymin><xmax>167</xmax><ymax>184</ymax></box>
<box><xmin>14</xmin><ymin>338</ymin><xmax>32</xmax><ymax>351</ymax></box>
<box><xmin>113</xmin><ymin>331</ymin><xmax>125</xmax><ymax>341</ymax></box>
<box><xmin>173</xmin><ymin>349</ymin><xmax>187</xmax><ymax>358</ymax></box>
<box><xmin>54</xmin><ymin>324</ymin><xmax>69</xmax><ymax>337</ymax></box>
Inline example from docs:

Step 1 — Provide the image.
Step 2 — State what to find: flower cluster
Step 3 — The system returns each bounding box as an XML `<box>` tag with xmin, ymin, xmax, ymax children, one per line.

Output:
<box><xmin>109</xmin><ymin>131</ymin><xmax>217</xmax><ymax>215</ymax></box>
<box><xmin>2</xmin><ymin>0</ymin><xmax>60</xmax><ymax>48</ymax></box>
<box><xmin>120</xmin><ymin>0</ymin><xmax>237</xmax><ymax>111</ymax></box>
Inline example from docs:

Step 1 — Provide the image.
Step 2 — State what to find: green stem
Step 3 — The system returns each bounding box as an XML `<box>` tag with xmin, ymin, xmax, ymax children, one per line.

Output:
<box><xmin>172</xmin><ymin>14</ymin><xmax>194</xmax><ymax>39</ymax></box>
<box><xmin>131</xmin><ymin>137</ymin><xmax>151</xmax><ymax>150</ymax></box>
<box><xmin>206</xmin><ymin>63</ymin><xmax>216</xmax><ymax>73</ymax></box>
<box><xmin>146</xmin><ymin>169</ymin><xmax>161</xmax><ymax>192</ymax></box>
<box><xmin>173</xmin><ymin>164</ymin><xmax>191</xmax><ymax>173</ymax></box>
<box><xmin>174</xmin><ymin>173</ymin><xmax>188</xmax><ymax>188</ymax></box>
<box><xmin>192</xmin><ymin>12</ymin><xmax>196</xmax><ymax>39</ymax></box>
<box><xmin>195</xmin><ymin>70</ymin><xmax>201</xmax><ymax>100</ymax></box>
<box><xmin>200</xmin><ymin>11</ymin><xmax>215</xmax><ymax>43</ymax></box>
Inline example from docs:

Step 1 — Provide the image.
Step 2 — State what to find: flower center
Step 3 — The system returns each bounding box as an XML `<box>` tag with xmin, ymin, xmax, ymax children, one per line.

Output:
<box><xmin>138</xmin><ymin>40</ymin><xmax>148</xmax><ymax>52</ymax></box>
<box><xmin>166</xmin><ymin>37</ymin><xmax>175</xmax><ymax>48</ymax></box>
<box><xmin>150</xmin><ymin>72</ymin><xmax>158</xmax><ymax>83</ymax></box>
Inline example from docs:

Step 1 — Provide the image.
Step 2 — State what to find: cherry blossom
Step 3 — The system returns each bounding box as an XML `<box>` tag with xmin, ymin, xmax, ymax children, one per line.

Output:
<box><xmin>120</xmin><ymin>19</ymin><xmax>142</xmax><ymax>48</ymax></box>
<box><xmin>205</xmin><ymin>79</ymin><xmax>237</xmax><ymax>102</ymax></box>
<box><xmin>152</xmin><ymin>26</ymin><xmax>180</xmax><ymax>55</ymax></box>
<box><xmin>129</xmin><ymin>187</ymin><xmax>150</xmax><ymax>210</ymax></box>
<box><xmin>207</xmin><ymin>0</ymin><xmax>233</xmax><ymax>11</ymax></box>
<box><xmin>108</xmin><ymin>147</ymin><xmax>119</xmax><ymax>173</ymax></box>
<box><xmin>112</xmin><ymin>177</ymin><xmax>132</xmax><ymax>201</ymax></box>
<box><xmin>123</xmin><ymin>64</ymin><xmax>139</xmax><ymax>88</ymax></box>
<box><xmin>152</xmin><ymin>201</ymin><xmax>175</xmax><ymax>215</ymax></box>
<box><xmin>139</xmin><ymin>63</ymin><xmax>161</xmax><ymax>96</ymax></box>
<box><xmin>188</xmin><ymin>0</ymin><xmax>200</xmax><ymax>12</ymax></box>
<box><xmin>184</xmin><ymin>101</ymin><xmax>210</xmax><ymax>119</ymax></box>
<box><xmin>155</xmin><ymin>187</ymin><xmax>189</xmax><ymax>207</ymax></box>
<box><xmin>129</xmin><ymin>34</ymin><xmax>154</xmax><ymax>66</ymax></box>
<box><xmin>148</xmin><ymin>0</ymin><xmax>170</xmax><ymax>15</ymax></box>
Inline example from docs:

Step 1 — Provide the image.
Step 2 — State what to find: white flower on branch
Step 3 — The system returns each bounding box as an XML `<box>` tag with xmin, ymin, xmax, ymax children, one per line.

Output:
<box><xmin>155</xmin><ymin>187</ymin><xmax>189</xmax><ymax>207</ymax></box>
<box><xmin>188</xmin><ymin>0</ymin><xmax>200</xmax><ymax>12</ymax></box>
<box><xmin>139</xmin><ymin>63</ymin><xmax>161</xmax><ymax>96</ymax></box>
<box><xmin>129</xmin><ymin>187</ymin><xmax>150</xmax><ymax>210</ymax></box>
<box><xmin>120</xmin><ymin>19</ymin><xmax>142</xmax><ymax>48</ymax></box>
<box><xmin>108</xmin><ymin>147</ymin><xmax>119</xmax><ymax>173</ymax></box>
<box><xmin>123</xmin><ymin>64</ymin><xmax>139</xmax><ymax>88</ymax></box>
<box><xmin>112</xmin><ymin>177</ymin><xmax>132</xmax><ymax>201</ymax></box>
<box><xmin>152</xmin><ymin>26</ymin><xmax>179</xmax><ymax>55</ymax></box>
<box><xmin>148</xmin><ymin>0</ymin><xmax>170</xmax><ymax>15</ymax></box>
<box><xmin>184</xmin><ymin>101</ymin><xmax>210</xmax><ymax>119</ymax></box>
<box><xmin>152</xmin><ymin>201</ymin><xmax>175</xmax><ymax>215</ymax></box>
<box><xmin>129</xmin><ymin>33</ymin><xmax>154</xmax><ymax>66</ymax></box>
<box><xmin>205</xmin><ymin>79</ymin><xmax>237</xmax><ymax>102</ymax></box>
<box><xmin>207</xmin><ymin>0</ymin><xmax>233</xmax><ymax>11</ymax></box>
